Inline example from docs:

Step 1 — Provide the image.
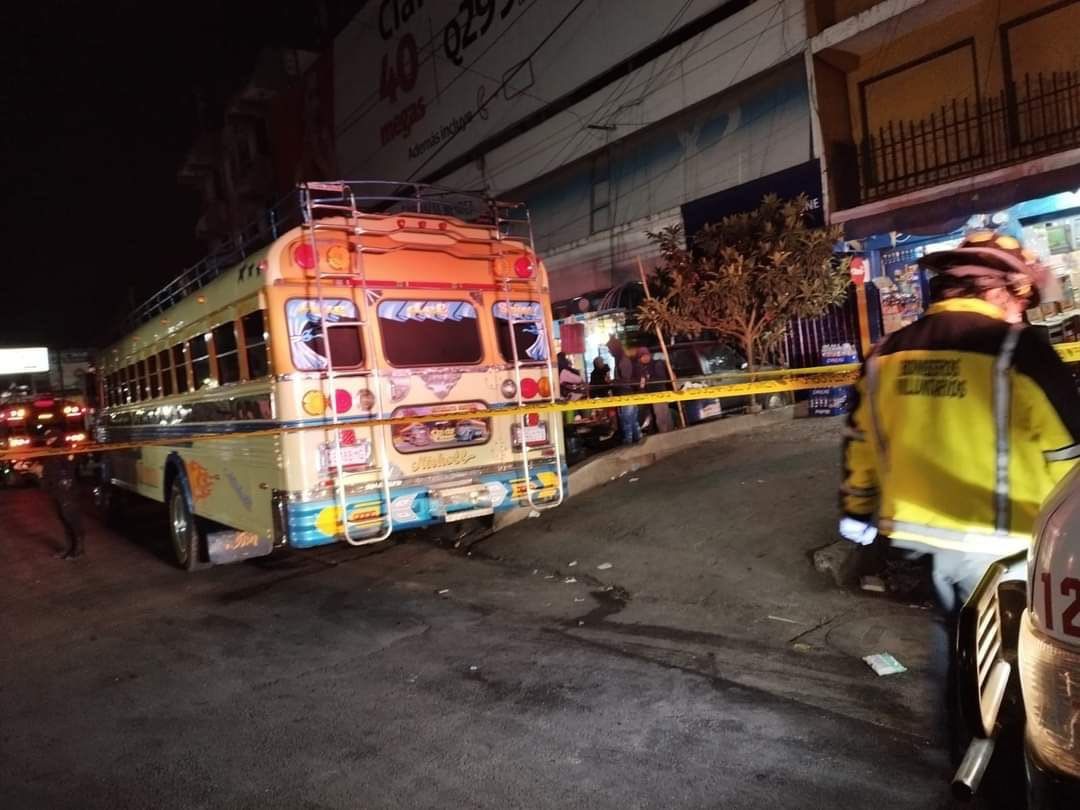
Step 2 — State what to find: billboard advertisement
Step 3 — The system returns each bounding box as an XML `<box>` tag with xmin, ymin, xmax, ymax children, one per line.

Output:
<box><xmin>0</xmin><ymin>347</ymin><xmax>50</xmax><ymax>375</ymax></box>
<box><xmin>333</xmin><ymin>0</ymin><xmax>752</xmax><ymax>183</ymax></box>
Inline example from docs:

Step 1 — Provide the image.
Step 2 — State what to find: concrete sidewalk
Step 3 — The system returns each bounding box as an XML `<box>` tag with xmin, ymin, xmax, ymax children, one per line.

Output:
<box><xmin>477</xmin><ymin>416</ymin><xmax>943</xmax><ymax>745</ymax></box>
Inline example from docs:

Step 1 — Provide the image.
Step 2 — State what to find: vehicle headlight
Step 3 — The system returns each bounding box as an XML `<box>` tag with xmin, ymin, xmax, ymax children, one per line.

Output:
<box><xmin>1019</xmin><ymin>610</ymin><xmax>1080</xmax><ymax>779</ymax></box>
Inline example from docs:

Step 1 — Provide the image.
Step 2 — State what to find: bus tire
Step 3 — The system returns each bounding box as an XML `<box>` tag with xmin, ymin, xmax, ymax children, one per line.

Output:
<box><xmin>167</xmin><ymin>476</ymin><xmax>204</xmax><ymax>572</ymax></box>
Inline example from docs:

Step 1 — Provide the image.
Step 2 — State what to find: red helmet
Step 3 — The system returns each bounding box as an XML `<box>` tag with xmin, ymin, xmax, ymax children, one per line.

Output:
<box><xmin>918</xmin><ymin>230</ymin><xmax>1061</xmax><ymax>306</ymax></box>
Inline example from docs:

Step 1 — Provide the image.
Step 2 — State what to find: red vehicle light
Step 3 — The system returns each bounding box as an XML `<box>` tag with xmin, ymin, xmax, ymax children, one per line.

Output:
<box><xmin>514</xmin><ymin>256</ymin><xmax>534</xmax><ymax>278</ymax></box>
<box><xmin>293</xmin><ymin>242</ymin><xmax>317</xmax><ymax>269</ymax></box>
<box><xmin>520</xmin><ymin>378</ymin><xmax>539</xmax><ymax>398</ymax></box>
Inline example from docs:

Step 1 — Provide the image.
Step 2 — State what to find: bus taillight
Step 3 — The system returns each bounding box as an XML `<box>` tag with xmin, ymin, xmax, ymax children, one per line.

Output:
<box><xmin>292</xmin><ymin>243</ymin><xmax>318</xmax><ymax>270</ymax></box>
<box><xmin>514</xmin><ymin>255</ymin><xmax>534</xmax><ymax>278</ymax></box>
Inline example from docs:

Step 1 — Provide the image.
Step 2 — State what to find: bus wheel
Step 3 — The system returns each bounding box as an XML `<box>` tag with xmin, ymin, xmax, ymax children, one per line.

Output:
<box><xmin>168</xmin><ymin>481</ymin><xmax>203</xmax><ymax>571</ymax></box>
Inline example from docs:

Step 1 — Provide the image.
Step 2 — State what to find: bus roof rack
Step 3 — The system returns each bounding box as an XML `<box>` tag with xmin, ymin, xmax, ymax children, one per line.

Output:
<box><xmin>125</xmin><ymin>181</ymin><xmax>531</xmax><ymax>331</ymax></box>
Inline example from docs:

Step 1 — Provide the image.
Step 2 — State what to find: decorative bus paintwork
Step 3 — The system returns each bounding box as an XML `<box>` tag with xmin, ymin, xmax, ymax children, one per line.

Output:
<box><xmin>96</xmin><ymin>185</ymin><xmax>565</xmax><ymax>568</ymax></box>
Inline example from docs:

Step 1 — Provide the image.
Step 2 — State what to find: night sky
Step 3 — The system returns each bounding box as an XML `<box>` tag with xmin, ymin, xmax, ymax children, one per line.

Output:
<box><xmin>1</xmin><ymin>2</ymin><xmax>349</xmax><ymax>349</ymax></box>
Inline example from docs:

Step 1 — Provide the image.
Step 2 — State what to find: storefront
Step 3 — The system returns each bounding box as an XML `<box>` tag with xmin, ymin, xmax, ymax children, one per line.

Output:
<box><xmin>856</xmin><ymin>189</ymin><xmax>1080</xmax><ymax>344</ymax></box>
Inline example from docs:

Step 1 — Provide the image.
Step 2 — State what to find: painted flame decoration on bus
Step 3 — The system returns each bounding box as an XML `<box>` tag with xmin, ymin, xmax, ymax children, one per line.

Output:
<box><xmin>493</xmin><ymin>301</ymin><xmax>548</xmax><ymax>362</ymax></box>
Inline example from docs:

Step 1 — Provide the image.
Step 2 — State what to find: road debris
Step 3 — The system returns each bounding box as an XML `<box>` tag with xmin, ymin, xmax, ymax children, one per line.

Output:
<box><xmin>568</xmin><ymin>560</ymin><xmax>578</xmax><ymax>567</ymax></box>
<box><xmin>863</xmin><ymin>652</ymin><xmax>907</xmax><ymax>676</ymax></box>
<box><xmin>629</xmin><ymin>477</ymin><xmax>639</xmax><ymax>483</ymax></box>
<box><xmin>528</xmin><ymin>509</ymin><xmax>541</xmax><ymax>519</ymax></box>
<box><xmin>469</xmin><ymin>665</ymin><xmax>479</xmax><ymax>672</ymax></box>
<box><xmin>436</xmin><ymin>589</ymin><xmax>451</xmax><ymax>596</ymax></box>
<box><xmin>767</xmin><ymin>615</ymin><xmax>799</xmax><ymax>624</ymax></box>
<box><xmin>573</xmin><ymin>597</ymin><xmax>586</xmax><ymax>603</ymax></box>
<box><xmin>792</xmin><ymin>642</ymin><xmax>812</xmax><ymax>653</ymax></box>
<box><xmin>564</xmin><ymin>577</ymin><xmax>577</xmax><ymax>584</ymax></box>
<box><xmin>596</xmin><ymin>562</ymin><xmax>613</xmax><ymax>571</ymax></box>
<box><xmin>860</xmin><ymin>575</ymin><xmax>886</xmax><ymax>593</ymax></box>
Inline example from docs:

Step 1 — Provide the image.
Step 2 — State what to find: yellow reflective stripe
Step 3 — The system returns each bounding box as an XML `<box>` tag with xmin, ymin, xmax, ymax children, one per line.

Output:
<box><xmin>1045</xmin><ymin>444</ymin><xmax>1080</xmax><ymax>463</ymax></box>
<box><xmin>880</xmin><ymin>519</ymin><xmax>1028</xmax><ymax>555</ymax></box>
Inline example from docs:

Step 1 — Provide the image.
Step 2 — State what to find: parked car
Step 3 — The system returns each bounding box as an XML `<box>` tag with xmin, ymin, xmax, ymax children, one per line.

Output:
<box><xmin>645</xmin><ymin>341</ymin><xmax>789</xmax><ymax>424</ymax></box>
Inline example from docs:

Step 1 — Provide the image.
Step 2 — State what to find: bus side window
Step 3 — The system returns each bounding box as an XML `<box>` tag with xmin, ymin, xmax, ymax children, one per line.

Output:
<box><xmin>213</xmin><ymin>322</ymin><xmax>241</xmax><ymax>385</ymax></box>
<box><xmin>241</xmin><ymin>311</ymin><xmax>269</xmax><ymax>379</ymax></box>
<box><xmin>125</xmin><ymin>365</ymin><xmax>138</xmax><ymax>403</ymax></box>
<box><xmin>172</xmin><ymin>344</ymin><xmax>190</xmax><ymax>394</ymax></box>
<box><xmin>137</xmin><ymin>360</ymin><xmax>150</xmax><ymax>401</ymax></box>
<box><xmin>158</xmin><ymin>349</ymin><xmax>174</xmax><ymax>397</ymax></box>
<box><xmin>147</xmin><ymin>354</ymin><xmax>160</xmax><ymax>399</ymax></box>
<box><xmin>190</xmin><ymin>335</ymin><xmax>212</xmax><ymax>390</ymax></box>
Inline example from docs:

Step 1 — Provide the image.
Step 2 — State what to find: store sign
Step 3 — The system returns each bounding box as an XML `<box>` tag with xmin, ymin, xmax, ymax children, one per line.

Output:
<box><xmin>0</xmin><ymin>347</ymin><xmax>49</xmax><ymax>375</ymax></box>
<box><xmin>849</xmin><ymin>257</ymin><xmax>867</xmax><ymax>286</ymax></box>
<box><xmin>334</xmin><ymin>0</ymin><xmax>732</xmax><ymax>180</ymax></box>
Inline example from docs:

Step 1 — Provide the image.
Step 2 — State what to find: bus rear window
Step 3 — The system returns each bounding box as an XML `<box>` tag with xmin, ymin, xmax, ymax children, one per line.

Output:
<box><xmin>492</xmin><ymin>301</ymin><xmax>549</xmax><ymax>363</ymax></box>
<box><xmin>286</xmin><ymin>299</ymin><xmax>364</xmax><ymax>371</ymax></box>
<box><xmin>377</xmin><ymin>300</ymin><xmax>482</xmax><ymax>367</ymax></box>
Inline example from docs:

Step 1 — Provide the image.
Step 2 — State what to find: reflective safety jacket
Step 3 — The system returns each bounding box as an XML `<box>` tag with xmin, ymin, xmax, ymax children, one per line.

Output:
<box><xmin>843</xmin><ymin>298</ymin><xmax>1080</xmax><ymax>555</ymax></box>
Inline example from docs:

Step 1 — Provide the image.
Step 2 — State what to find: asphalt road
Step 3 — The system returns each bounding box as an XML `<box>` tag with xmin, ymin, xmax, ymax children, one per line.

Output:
<box><xmin>1</xmin><ymin>418</ymin><xmax>956</xmax><ymax>809</ymax></box>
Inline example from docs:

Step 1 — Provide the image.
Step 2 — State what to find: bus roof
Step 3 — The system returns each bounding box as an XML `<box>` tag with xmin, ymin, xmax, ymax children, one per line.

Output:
<box><xmin>103</xmin><ymin>182</ymin><xmax>535</xmax><ymax>366</ymax></box>
<box><xmin>124</xmin><ymin>182</ymin><xmax>529</xmax><ymax>331</ymax></box>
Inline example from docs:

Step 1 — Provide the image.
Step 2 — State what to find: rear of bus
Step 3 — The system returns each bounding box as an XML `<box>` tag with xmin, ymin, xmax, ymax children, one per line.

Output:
<box><xmin>264</xmin><ymin>205</ymin><xmax>566</xmax><ymax>548</ymax></box>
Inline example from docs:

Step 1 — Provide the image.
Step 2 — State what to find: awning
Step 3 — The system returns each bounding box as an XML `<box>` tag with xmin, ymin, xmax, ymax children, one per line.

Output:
<box><xmin>835</xmin><ymin>155</ymin><xmax>1080</xmax><ymax>239</ymax></box>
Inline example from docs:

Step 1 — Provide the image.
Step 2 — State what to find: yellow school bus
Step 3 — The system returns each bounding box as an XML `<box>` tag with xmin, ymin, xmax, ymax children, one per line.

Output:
<box><xmin>95</xmin><ymin>182</ymin><xmax>565</xmax><ymax>569</ymax></box>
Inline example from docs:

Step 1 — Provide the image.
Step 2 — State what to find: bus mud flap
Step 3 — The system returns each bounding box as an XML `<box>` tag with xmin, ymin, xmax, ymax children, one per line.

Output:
<box><xmin>207</xmin><ymin>530</ymin><xmax>275</xmax><ymax>565</ymax></box>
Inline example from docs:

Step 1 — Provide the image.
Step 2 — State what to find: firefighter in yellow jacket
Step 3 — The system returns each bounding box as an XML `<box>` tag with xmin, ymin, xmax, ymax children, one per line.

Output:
<box><xmin>840</xmin><ymin>231</ymin><xmax>1080</xmax><ymax>615</ymax></box>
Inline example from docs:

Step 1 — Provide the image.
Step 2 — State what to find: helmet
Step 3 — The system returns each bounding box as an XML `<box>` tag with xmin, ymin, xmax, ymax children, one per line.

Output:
<box><xmin>918</xmin><ymin>230</ymin><xmax>1061</xmax><ymax>306</ymax></box>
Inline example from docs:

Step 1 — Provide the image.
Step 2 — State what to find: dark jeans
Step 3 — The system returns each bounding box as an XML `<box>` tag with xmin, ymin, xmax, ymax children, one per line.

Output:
<box><xmin>617</xmin><ymin>405</ymin><xmax>641</xmax><ymax>444</ymax></box>
<box><xmin>52</xmin><ymin>494</ymin><xmax>84</xmax><ymax>555</ymax></box>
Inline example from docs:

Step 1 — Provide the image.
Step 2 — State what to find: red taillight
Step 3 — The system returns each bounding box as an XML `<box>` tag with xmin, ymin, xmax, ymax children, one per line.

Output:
<box><xmin>293</xmin><ymin>242</ymin><xmax>317</xmax><ymax>269</ymax></box>
<box><xmin>520</xmin><ymin>378</ymin><xmax>539</xmax><ymax>398</ymax></box>
<box><xmin>333</xmin><ymin>389</ymin><xmax>352</xmax><ymax>413</ymax></box>
<box><xmin>514</xmin><ymin>256</ymin><xmax>534</xmax><ymax>278</ymax></box>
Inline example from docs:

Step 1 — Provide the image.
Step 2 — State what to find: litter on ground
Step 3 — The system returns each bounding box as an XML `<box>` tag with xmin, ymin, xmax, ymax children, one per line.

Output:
<box><xmin>767</xmin><ymin>615</ymin><xmax>799</xmax><ymax>624</ymax></box>
<box><xmin>564</xmin><ymin>577</ymin><xmax>577</xmax><ymax>584</ymax></box>
<box><xmin>528</xmin><ymin>509</ymin><xmax>541</xmax><ymax>519</ymax></box>
<box><xmin>596</xmin><ymin>562</ymin><xmax>613</xmax><ymax>571</ymax></box>
<box><xmin>861</xmin><ymin>575</ymin><xmax>886</xmax><ymax>593</ymax></box>
<box><xmin>863</xmin><ymin>652</ymin><xmax>907</xmax><ymax>676</ymax></box>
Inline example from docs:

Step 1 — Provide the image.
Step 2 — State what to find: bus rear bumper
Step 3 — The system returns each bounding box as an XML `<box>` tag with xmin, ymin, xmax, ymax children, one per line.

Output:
<box><xmin>285</xmin><ymin>463</ymin><xmax>567</xmax><ymax>548</ymax></box>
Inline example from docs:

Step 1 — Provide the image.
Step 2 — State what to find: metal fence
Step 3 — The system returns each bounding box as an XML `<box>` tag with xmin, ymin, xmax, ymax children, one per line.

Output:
<box><xmin>858</xmin><ymin>70</ymin><xmax>1080</xmax><ymax>203</ymax></box>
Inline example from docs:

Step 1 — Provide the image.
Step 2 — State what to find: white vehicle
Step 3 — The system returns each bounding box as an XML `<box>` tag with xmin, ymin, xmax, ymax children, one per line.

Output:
<box><xmin>953</xmin><ymin>468</ymin><xmax>1080</xmax><ymax>807</ymax></box>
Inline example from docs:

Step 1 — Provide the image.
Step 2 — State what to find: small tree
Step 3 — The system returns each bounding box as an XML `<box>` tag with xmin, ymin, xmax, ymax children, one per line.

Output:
<box><xmin>639</xmin><ymin>194</ymin><xmax>851</xmax><ymax>375</ymax></box>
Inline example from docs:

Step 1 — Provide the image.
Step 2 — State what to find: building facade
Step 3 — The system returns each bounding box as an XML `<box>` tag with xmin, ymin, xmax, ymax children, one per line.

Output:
<box><xmin>333</xmin><ymin>0</ymin><xmax>815</xmax><ymax>306</ymax></box>
<box><xmin>806</xmin><ymin>0</ymin><xmax>1080</xmax><ymax>338</ymax></box>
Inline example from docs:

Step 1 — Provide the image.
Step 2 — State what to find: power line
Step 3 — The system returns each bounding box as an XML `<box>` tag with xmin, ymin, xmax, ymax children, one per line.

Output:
<box><xmin>337</xmin><ymin>0</ymin><xmax>544</xmax><ymax>138</ymax></box>
<box><xmin>407</xmin><ymin>0</ymin><xmax>588</xmax><ymax>182</ymax></box>
<box><xmin>476</xmin><ymin>1</ymin><xmax>798</xmax><ymax>188</ymax></box>
<box><xmin>528</xmin><ymin>81</ymin><xmax>810</xmax><ymax>246</ymax></box>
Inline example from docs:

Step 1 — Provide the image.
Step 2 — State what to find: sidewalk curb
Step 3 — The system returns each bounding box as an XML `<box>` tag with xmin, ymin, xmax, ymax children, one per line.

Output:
<box><xmin>493</xmin><ymin>406</ymin><xmax>795</xmax><ymax>532</ymax></box>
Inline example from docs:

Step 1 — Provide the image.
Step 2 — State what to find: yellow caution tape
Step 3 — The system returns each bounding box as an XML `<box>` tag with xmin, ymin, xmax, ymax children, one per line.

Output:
<box><xmin>1</xmin><ymin>363</ymin><xmax>860</xmax><ymax>462</ymax></box>
<box><xmin>6</xmin><ymin>339</ymin><xmax>1080</xmax><ymax>462</ymax></box>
